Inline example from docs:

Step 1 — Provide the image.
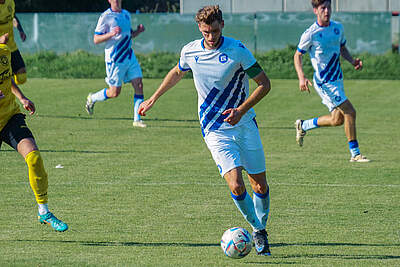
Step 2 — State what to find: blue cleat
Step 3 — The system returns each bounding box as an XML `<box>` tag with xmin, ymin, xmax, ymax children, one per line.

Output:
<box><xmin>38</xmin><ymin>212</ymin><xmax>68</xmax><ymax>232</ymax></box>
<box><xmin>252</xmin><ymin>229</ymin><xmax>271</xmax><ymax>256</ymax></box>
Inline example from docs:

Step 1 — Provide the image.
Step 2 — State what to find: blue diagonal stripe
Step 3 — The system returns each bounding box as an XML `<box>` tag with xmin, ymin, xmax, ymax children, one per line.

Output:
<box><xmin>200</xmin><ymin>67</ymin><xmax>243</xmax><ymax>131</ymax></box>
<box><xmin>323</xmin><ymin>56</ymin><xmax>340</xmax><ymax>82</ymax></box>
<box><xmin>110</xmin><ymin>36</ymin><xmax>129</xmax><ymax>59</ymax></box>
<box><xmin>199</xmin><ymin>87</ymin><xmax>220</xmax><ymax>121</ymax></box>
<box><xmin>117</xmin><ymin>48</ymin><xmax>132</xmax><ymax>63</ymax></box>
<box><xmin>319</xmin><ymin>53</ymin><xmax>338</xmax><ymax>78</ymax></box>
<box><xmin>330</xmin><ymin>62</ymin><xmax>342</xmax><ymax>82</ymax></box>
<box><xmin>114</xmin><ymin>39</ymin><xmax>132</xmax><ymax>62</ymax></box>
<box><xmin>209</xmin><ymin>72</ymin><xmax>245</xmax><ymax>130</ymax></box>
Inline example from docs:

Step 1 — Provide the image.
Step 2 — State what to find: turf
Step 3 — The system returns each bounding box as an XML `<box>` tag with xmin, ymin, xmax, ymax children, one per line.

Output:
<box><xmin>0</xmin><ymin>78</ymin><xmax>399</xmax><ymax>266</ymax></box>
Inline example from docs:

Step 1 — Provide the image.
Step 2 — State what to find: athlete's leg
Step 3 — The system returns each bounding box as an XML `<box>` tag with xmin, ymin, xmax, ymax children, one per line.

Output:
<box><xmin>247</xmin><ymin>172</ymin><xmax>270</xmax><ymax>228</ymax></box>
<box><xmin>224</xmin><ymin>167</ymin><xmax>264</xmax><ymax>231</ymax></box>
<box><xmin>130</xmin><ymin>77</ymin><xmax>146</xmax><ymax>127</ymax></box>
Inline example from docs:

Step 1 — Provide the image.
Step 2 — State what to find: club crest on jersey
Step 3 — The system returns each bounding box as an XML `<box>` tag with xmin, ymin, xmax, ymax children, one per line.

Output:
<box><xmin>334</xmin><ymin>28</ymin><xmax>340</xmax><ymax>35</ymax></box>
<box><xmin>0</xmin><ymin>55</ymin><xmax>8</xmax><ymax>66</ymax></box>
<box><xmin>219</xmin><ymin>53</ymin><xmax>228</xmax><ymax>63</ymax></box>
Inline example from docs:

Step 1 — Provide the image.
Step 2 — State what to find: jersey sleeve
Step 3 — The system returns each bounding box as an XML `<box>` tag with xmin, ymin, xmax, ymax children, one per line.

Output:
<box><xmin>339</xmin><ymin>23</ymin><xmax>347</xmax><ymax>47</ymax></box>
<box><xmin>297</xmin><ymin>29</ymin><xmax>312</xmax><ymax>54</ymax></box>
<box><xmin>178</xmin><ymin>45</ymin><xmax>191</xmax><ymax>72</ymax></box>
<box><xmin>94</xmin><ymin>14</ymin><xmax>108</xmax><ymax>35</ymax></box>
<box><xmin>237</xmin><ymin>41</ymin><xmax>257</xmax><ymax>71</ymax></box>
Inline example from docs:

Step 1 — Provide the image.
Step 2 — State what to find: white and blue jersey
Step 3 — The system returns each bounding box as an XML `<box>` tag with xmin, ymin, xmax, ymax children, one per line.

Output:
<box><xmin>297</xmin><ymin>20</ymin><xmax>346</xmax><ymax>87</ymax></box>
<box><xmin>95</xmin><ymin>8</ymin><xmax>134</xmax><ymax>64</ymax></box>
<box><xmin>179</xmin><ymin>36</ymin><xmax>257</xmax><ymax>136</ymax></box>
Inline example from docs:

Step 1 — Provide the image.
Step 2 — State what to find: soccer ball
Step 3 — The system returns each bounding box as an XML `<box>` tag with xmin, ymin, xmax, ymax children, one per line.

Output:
<box><xmin>220</xmin><ymin>227</ymin><xmax>252</xmax><ymax>259</ymax></box>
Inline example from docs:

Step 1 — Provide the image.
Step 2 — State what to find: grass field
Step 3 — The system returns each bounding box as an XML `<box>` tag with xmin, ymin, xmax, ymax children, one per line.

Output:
<box><xmin>0</xmin><ymin>78</ymin><xmax>399</xmax><ymax>266</ymax></box>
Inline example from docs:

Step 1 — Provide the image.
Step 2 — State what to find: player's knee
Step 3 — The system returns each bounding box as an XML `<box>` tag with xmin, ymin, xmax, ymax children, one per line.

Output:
<box><xmin>332</xmin><ymin>116</ymin><xmax>344</xmax><ymax>126</ymax></box>
<box><xmin>230</xmin><ymin>184</ymin><xmax>246</xmax><ymax>196</ymax></box>
<box><xmin>14</xmin><ymin>72</ymin><xmax>27</xmax><ymax>85</ymax></box>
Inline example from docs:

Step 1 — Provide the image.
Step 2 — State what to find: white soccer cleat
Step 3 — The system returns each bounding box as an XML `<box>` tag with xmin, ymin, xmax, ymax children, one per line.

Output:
<box><xmin>295</xmin><ymin>119</ymin><xmax>306</xmax><ymax>147</ymax></box>
<box><xmin>350</xmin><ymin>154</ymin><xmax>370</xmax><ymax>163</ymax></box>
<box><xmin>85</xmin><ymin>93</ymin><xmax>95</xmax><ymax>115</ymax></box>
<box><xmin>133</xmin><ymin>120</ymin><xmax>147</xmax><ymax>128</ymax></box>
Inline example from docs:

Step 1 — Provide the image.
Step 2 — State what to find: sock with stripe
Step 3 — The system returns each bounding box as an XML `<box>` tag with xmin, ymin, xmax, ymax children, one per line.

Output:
<box><xmin>231</xmin><ymin>190</ymin><xmax>264</xmax><ymax>231</ymax></box>
<box><xmin>302</xmin><ymin>118</ymin><xmax>319</xmax><ymax>131</ymax></box>
<box><xmin>349</xmin><ymin>140</ymin><xmax>360</xmax><ymax>158</ymax></box>
<box><xmin>90</xmin><ymin>88</ymin><xmax>108</xmax><ymax>103</ymax></box>
<box><xmin>133</xmin><ymin>94</ymin><xmax>144</xmax><ymax>122</ymax></box>
<box><xmin>253</xmin><ymin>188</ymin><xmax>270</xmax><ymax>228</ymax></box>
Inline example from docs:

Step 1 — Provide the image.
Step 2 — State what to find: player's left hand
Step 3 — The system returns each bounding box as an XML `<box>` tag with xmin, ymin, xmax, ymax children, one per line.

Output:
<box><xmin>353</xmin><ymin>58</ymin><xmax>363</xmax><ymax>70</ymax></box>
<box><xmin>222</xmin><ymin>108</ymin><xmax>243</xmax><ymax>126</ymax></box>
<box><xmin>0</xmin><ymin>90</ymin><xmax>4</xmax><ymax>99</ymax></box>
<box><xmin>137</xmin><ymin>24</ymin><xmax>145</xmax><ymax>33</ymax></box>
<box><xmin>19</xmin><ymin>31</ymin><xmax>26</xmax><ymax>42</ymax></box>
<box><xmin>21</xmin><ymin>98</ymin><xmax>35</xmax><ymax>115</ymax></box>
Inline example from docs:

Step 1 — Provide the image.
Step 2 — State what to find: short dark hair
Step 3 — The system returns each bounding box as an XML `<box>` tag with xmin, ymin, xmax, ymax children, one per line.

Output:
<box><xmin>195</xmin><ymin>5</ymin><xmax>223</xmax><ymax>25</ymax></box>
<box><xmin>311</xmin><ymin>0</ymin><xmax>331</xmax><ymax>8</ymax></box>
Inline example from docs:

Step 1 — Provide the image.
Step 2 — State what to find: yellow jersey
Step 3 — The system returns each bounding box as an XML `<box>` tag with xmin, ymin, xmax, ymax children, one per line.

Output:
<box><xmin>0</xmin><ymin>43</ymin><xmax>20</xmax><ymax>131</ymax></box>
<box><xmin>0</xmin><ymin>0</ymin><xmax>17</xmax><ymax>52</ymax></box>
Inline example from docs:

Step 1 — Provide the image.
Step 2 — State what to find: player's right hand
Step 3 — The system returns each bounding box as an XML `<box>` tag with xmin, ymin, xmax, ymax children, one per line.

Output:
<box><xmin>21</xmin><ymin>98</ymin><xmax>35</xmax><ymax>115</ymax></box>
<box><xmin>0</xmin><ymin>90</ymin><xmax>4</xmax><ymax>99</ymax></box>
<box><xmin>299</xmin><ymin>78</ymin><xmax>312</xmax><ymax>94</ymax></box>
<box><xmin>138</xmin><ymin>99</ymin><xmax>154</xmax><ymax>116</ymax></box>
<box><xmin>111</xmin><ymin>26</ymin><xmax>121</xmax><ymax>36</ymax></box>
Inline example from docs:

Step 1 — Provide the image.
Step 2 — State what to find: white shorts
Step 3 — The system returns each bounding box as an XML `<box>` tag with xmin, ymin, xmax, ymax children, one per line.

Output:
<box><xmin>204</xmin><ymin>118</ymin><xmax>266</xmax><ymax>177</ymax></box>
<box><xmin>105</xmin><ymin>55</ymin><xmax>142</xmax><ymax>87</ymax></box>
<box><xmin>313</xmin><ymin>80</ymin><xmax>347</xmax><ymax>112</ymax></box>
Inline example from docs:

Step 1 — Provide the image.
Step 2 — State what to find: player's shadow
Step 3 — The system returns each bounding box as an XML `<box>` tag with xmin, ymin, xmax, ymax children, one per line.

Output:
<box><xmin>0</xmin><ymin>149</ymin><xmax>131</xmax><ymax>154</ymax></box>
<box><xmin>13</xmin><ymin>239</ymin><xmax>218</xmax><ymax>248</ymax></box>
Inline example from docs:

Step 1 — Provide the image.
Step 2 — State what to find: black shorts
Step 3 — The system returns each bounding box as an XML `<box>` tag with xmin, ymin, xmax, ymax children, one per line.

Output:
<box><xmin>0</xmin><ymin>113</ymin><xmax>34</xmax><ymax>150</ymax></box>
<box><xmin>11</xmin><ymin>49</ymin><xmax>26</xmax><ymax>74</ymax></box>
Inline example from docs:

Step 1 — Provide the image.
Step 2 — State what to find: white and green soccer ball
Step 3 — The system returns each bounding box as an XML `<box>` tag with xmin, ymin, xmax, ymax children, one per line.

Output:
<box><xmin>220</xmin><ymin>227</ymin><xmax>252</xmax><ymax>259</ymax></box>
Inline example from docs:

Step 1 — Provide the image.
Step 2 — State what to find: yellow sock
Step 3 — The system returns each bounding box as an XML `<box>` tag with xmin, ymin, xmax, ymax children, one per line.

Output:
<box><xmin>14</xmin><ymin>72</ymin><xmax>27</xmax><ymax>85</ymax></box>
<box><xmin>25</xmin><ymin>150</ymin><xmax>48</xmax><ymax>204</ymax></box>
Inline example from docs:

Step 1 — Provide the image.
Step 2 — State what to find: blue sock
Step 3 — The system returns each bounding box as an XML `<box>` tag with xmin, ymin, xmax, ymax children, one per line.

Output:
<box><xmin>231</xmin><ymin>190</ymin><xmax>264</xmax><ymax>231</ymax></box>
<box><xmin>91</xmin><ymin>88</ymin><xmax>108</xmax><ymax>103</ymax></box>
<box><xmin>302</xmin><ymin>118</ymin><xmax>319</xmax><ymax>131</ymax></box>
<box><xmin>253</xmin><ymin>189</ymin><xmax>270</xmax><ymax>228</ymax></box>
<box><xmin>349</xmin><ymin>140</ymin><xmax>360</xmax><ymax>157</ymax></box>
<box><xmin>134</xmin><ymin>94</ymin><xmax>144</xmax><ymax>122</ymax></box>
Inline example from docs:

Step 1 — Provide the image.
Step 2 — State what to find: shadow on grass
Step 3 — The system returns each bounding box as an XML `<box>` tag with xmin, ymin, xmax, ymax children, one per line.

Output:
<box><xmin>0</xmin><ymin>149</ymin><xmax>131</xmax><ymax>154</ymax></box>
<box><xmin>13</xmin><ymin>239</ymin><xmax>218</xmax><ymax>247</ymax></box>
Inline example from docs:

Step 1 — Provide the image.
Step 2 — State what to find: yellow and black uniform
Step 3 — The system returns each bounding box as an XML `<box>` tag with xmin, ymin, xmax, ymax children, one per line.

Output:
<box><xmin>0</xmin><ymin>44</ymin><xmax>47</xmax><ymax>204</ymax></box>
<box><xmin>0</xmin><ymin>0</ymin><xmax>26</xmax><ymax>84</ymax></box>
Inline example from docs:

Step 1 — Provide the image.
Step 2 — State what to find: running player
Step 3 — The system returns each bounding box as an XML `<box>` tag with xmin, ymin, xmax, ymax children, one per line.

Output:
<box><xmin>0</xmin><ymin>35</ymin><xmax>68</xmax><ymax>232</ymax></box>
<box><xmin>85</xmin><ymin>0</ymin><xmax>146</xmax><ymax>127</ymax></box>
<box><xmin>294</xmin><ymin>0</ymin><xmax>369</xmax><ymax>162</ymax></box>
<box><xmin>0</xmin><ymin>0</ymin><xmax>28</xmax><ymax>85</ymax></box>
<box><xmin>139</xmin><ymin>6</ymin><xmax>272</xmax><ymax>255</ymax></box>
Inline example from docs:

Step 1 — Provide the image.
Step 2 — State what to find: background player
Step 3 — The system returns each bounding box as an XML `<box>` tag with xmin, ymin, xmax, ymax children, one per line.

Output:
<box><xmin>0</xmin><ymin>35</ymin><xmax>68</xmax><ymax>232</ymax></box>
<box><xmin>85</xmin><ymin>0</ymin><xmax>146</xmax><ymax>127</ymax></box>
<box><xmin>293</xmin><ymin>0</ymin><xmax>369</xmax><ymax>162</ymax></box>
<box><xmin>0</xmin><ymin>0</ymin><xmax>28</xmax><ymax>85</ymax></box>
<box><xmin>139</xmin><ymin>5</ymin><xmax>272</xmax><ymax>256</ymax></box>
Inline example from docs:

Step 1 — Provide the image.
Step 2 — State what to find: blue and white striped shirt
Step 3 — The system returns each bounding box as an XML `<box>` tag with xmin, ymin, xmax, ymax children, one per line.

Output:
<box><xmin>297</xmin><ymin>20</ymin><xmax>346</xmax><ymax>87</ymax></box>
<box><xmin>94</xmin><ymin>8</ymin><xmax>133</xmax><ymax>64</ymax></box>
<box><xmin>179</xmin><ymin>36</ymin><xmax>257</xmax><ymax>135</ymax></box>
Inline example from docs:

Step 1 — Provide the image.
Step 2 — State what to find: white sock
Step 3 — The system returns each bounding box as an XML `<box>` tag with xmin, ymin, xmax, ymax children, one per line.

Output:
<box><xmin>91</xmin><ymin>88</ymin><xmax>108</xmax><ymax>103</ymax></box>
<box><xmin>38</xmin><ymin>203</ymin><xmax>49</xmax><ymax>215</ymax></box>
<box><xmin>302</xmin><ymin>118</ymin><xmax>319</xmax><ymax>131</ymax></box>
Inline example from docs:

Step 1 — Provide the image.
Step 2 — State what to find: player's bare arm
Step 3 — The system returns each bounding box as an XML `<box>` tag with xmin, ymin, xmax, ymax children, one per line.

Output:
<box><xmin>131</xmin><ymin>24</ymin><xmax>145</xmax><ymax>39</ymax></box>
<box><xmin>294</xmin><ymin>50</ymin><xmax>312</xmax><ymax>93</ymax></box>
<box><xmin>13</xmin><ymin>16</ymin><xmax>26</xmax><ymax>42</ymax></box>
<box><xmin>223</xmin><ymin>70</ymin><xmax>271</xmax><ymax>126</ymax></box>
<box><xmin>139</xmin><ymin>64</ymin><xmax>186</xmax><ymax>116</ymax></box>
<box><xmin>340</xmin><ymin>45</ymin><xmax>363</xmax><ymax>70</ymax></box>
<box><xmin>11</xmin><ymin>80</ymin><xmax>35</xmax><ymax>114</ymax></box>
<box><xmin>93</xmin><ymin>27</ymin><xmax>121</xmax><ymax>44</ymax></box>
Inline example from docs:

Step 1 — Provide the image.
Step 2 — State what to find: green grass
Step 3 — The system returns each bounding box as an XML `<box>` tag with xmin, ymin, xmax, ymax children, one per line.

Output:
<box><xmin>0</xmin><ymin>78</ymin><xmax>399</xmax><ymax>266</ymax></box>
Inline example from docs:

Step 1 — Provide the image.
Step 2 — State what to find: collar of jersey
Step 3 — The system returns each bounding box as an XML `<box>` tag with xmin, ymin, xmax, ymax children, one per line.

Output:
<box><xmin>201</xmin><ymin>36</ymin><xmax>225</xmax><ymax>50</ymax></box>
<box><xmin>315</xmin><ymin>21</ymin><xmax>331</xmax><ymax>28</ymax></box>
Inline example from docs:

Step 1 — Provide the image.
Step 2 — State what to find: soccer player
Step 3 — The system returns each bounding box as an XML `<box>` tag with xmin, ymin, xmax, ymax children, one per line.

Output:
<box><xmin>293</xmin><ymin>0</ymin><xmax>369</xmax><ymax>162</ymax></box>
<box><xmin>85</xmin><ymin>0</ymin><xmax>147</xmax><ymax>128</ymax></box>
<box><xmin>139</xmin><ymin>5</ymin><xmax>272</xmax><ymax>255</ymax></box>
<box><xmin>0</xmin><ymin>35</ymin><xmax>68</xmax><ymax>232</ymax></box>
<box><xmin>0</xmin><ymin>0</ymin><xmax>28</xmax><ymax>85</ymax></box>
